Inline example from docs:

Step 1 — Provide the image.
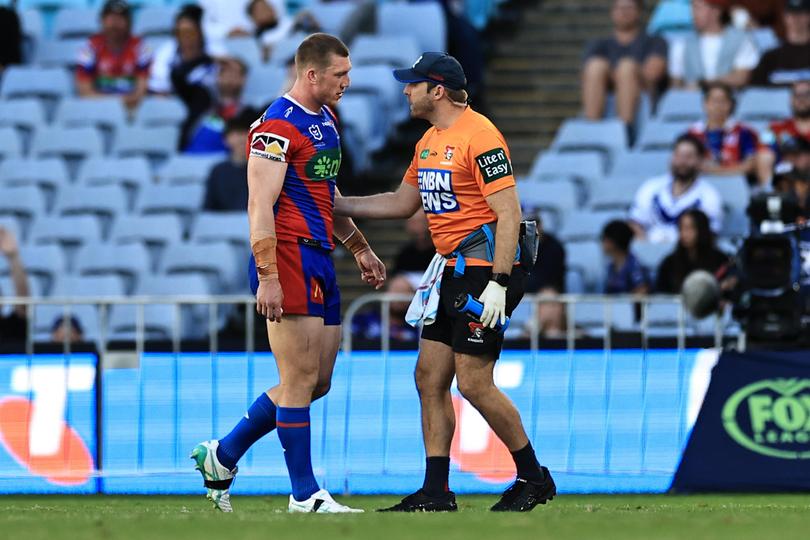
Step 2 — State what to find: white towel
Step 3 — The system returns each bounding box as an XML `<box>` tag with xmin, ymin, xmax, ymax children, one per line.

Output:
<box><xmin>405</xmin><ymin>253</ymin><xmax>447</xmax><ymax>328</ymax></box>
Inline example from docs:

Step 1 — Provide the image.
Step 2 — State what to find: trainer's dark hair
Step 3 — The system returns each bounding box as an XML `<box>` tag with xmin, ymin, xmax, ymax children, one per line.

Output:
<box><xmin>601</xmin><ymin>220</ymin><xmax>634</xmax><ymax>252</ymax></box>
<box><xmin>295</xmin><ymin>33</ymin><xmax>349</xmax><ymax>71</ymax></box>
<box><xmin>674</xmin><ymin>133</ymin><xmax>707</xmax><ymax>158</ymax></box>
<box><xmin>425</xmin><ymin>81</ymin><xmax>469</xmax><ymax>106</ymax></box>
<box><xmin>701</xmin><ymin>81</ymin><xmax>736</xmax><ymax>113</ymax></box>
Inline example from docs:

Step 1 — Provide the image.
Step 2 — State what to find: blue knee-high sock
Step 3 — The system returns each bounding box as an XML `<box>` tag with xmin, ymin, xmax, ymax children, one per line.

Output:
<box><xmin>276</xmin><ymin>406</ymin><xmax>319</xmax><ymax>501</ymax></box>
<box><xmin>216</xmin><ymin>393</ymin><xmax>277</xmax><ymax>470</ymax></box>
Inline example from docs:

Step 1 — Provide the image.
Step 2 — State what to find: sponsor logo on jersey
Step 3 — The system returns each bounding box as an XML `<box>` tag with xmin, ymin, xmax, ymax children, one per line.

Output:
<box><xmin>467</xmin><ymin>322</ymin><xmax>485</xmax><ymax>344</ymax></box>
<box><xmin>420</xmin><ymin>149</ymin><xmax>430</xmax><ymax>159</ymax></box>
<box><xmin>475</xmin><ymin>147</ymin><xmax>512</xmax><ymax>183</ymax></box>
<box><xmin>444</xmin><ymin>146</ymin><xmax>455</xmax><ymax>161</ymax></box>
<box><xmin>250</xmin><ymin>132</ymin><xmax>290</xmax><ymax>161</ymax></box>
<box><xmin>305</xmin><ymin>149</ymin><xmax>342</xmax><ymax>181</ymax></box>
<box><xmin>309</xmin><ymin>124</ymin><xmax>323</xmax><ymax>141</ymax></box>
<box><xmin>284</xmin><ymin>106</ymin><xmax>294</xmax><ymax>118</ymax></box>
<box><xmin>417</xmin><ymin>168</ymin><xmax>459</xmax><ymax>214</ymax></box>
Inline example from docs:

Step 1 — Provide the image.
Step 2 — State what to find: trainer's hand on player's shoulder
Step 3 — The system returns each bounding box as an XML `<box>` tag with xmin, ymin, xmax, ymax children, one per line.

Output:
<box><xmin>479</xmin><ymin>280</ymin><xmax>507</xmax><ymax>328</ymax></box>
<box><xmin>256</xmin><ymin>278</ymin><xmax>284</xmax><ymax>322</ymax></box>
<box><xmin>355</xmin><ymin>249</ymin><xmax>386</xmax><ymax>290</ymax></box>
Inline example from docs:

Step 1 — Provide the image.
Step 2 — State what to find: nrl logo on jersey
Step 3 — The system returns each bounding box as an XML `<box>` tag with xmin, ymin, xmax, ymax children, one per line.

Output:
<box><xmin>417</xmin><ymin>168</ymin><xmax>459</xmax><ymax>214</ymax></box>
<box><xmin>309</xmin><ymin>124</ymin><xmax>323</xmax><ymax>141</ymax></box>
<box><xmin>250</xmin><ymin>132</ymin><xmax>290</xmax><ymax>161</ymax></box>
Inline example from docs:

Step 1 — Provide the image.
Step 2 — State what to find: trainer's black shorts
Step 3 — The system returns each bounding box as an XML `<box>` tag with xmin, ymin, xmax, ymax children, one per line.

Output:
<box><xmin>420</xmin><ymin>266</ymin><xmax>525</xmax><ymax>359</ymax></box>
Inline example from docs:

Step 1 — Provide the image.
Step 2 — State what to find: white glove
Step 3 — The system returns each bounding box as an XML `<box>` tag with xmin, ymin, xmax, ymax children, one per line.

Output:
<box><xmin>479</xmin><ymin>280</ymin><xmax>507</xmax><ymax>328</ymax></box>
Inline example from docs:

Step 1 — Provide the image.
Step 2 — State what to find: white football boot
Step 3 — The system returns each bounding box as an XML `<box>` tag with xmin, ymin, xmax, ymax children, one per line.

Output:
<box><xmin>288</xmin><ymin>489</ymin><xmax>364</xmax><ymax>513</ymax></box>
<box><xmin>190</xmin><ymin>440</ymin><xmax>237</xmax><ymax>512</ymax></box>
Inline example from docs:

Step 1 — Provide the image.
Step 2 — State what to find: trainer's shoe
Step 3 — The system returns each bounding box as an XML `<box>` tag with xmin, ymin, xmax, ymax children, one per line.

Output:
<box><xmin>377</xmin><ymin>489</ymin><xmax>458</xmax><ymax>512</ymax></box>
<box><xmin>288</xmin><ymin>489</ymin><xmax>364</xmax><ymax>513</ymax></box>
<box><xmin>491</xmin><ymin>467</ymin><xmax>556</xmax><ymax>512</ymax></box>
<box><xmin>190</xmin><ymin>440</ymin><xmax>237</xmax><ymax>512</ymax></box>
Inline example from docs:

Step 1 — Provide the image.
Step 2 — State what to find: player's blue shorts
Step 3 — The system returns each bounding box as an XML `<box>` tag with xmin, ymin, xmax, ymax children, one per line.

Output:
<box><xmin>248</xmin><ymin>240</ymin><xmax>341</xmax><ymax>325</ymax></box>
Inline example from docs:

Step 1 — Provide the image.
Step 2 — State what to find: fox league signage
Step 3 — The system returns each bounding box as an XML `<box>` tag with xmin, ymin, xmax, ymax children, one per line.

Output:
<box><xmin>672</xmin><ymin>350</ymin><xmax>810</xmax><ymax>492</ymax></box>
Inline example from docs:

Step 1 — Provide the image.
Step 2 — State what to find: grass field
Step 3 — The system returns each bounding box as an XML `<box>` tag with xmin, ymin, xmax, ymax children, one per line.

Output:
<box><xmin>2</xmin><ymin>494</ymin><xmax>809</xmax><ymax>540</ymax></box>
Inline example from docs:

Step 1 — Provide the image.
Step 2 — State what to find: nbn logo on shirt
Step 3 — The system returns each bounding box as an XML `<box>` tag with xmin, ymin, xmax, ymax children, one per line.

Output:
<box><xmin>418</xmin><ymin>169</ymin><xmax>459</xmax><ymax>214</ymax></box>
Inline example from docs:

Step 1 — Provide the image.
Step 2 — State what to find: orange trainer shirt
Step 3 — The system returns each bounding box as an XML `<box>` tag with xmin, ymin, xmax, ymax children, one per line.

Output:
<box><xmin>403</xmin><ymin>106</ymin><xmax>517</xmax><ymax>265</ymax></box>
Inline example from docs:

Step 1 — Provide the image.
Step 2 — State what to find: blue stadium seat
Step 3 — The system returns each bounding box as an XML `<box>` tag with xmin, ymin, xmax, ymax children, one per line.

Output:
<box><xmin>19</xmin><ymin>9</ymin><xmax>44</xmax><ymax>44</ymax></box>
<box><xmin>337</xmin><ymin>94</ymin><xmax>379</xmax><ymax>170</ymax></box>
<box><xmin>268</xmin><ymin>32</ymin><xmax>307</xmax><ymax>66</ymax></box>
<box><xmin>558</xmin><ymin>209</ymin><xmax>625</xmax><ymax>243</ymax></box>
<box><xmin>34</xmin><ymin>38</ymin><xmax>85</xmax><ymax>69</ymax></box>
<box><xmin>631</xmin><ymin>240</ymin><xmax>675</xmax><ymax>274</ymax></box>
<box><xmin>56</xmin><ymin>185</ymin><xmax>130</xmax><ymax>226</ymax></box>
<box><xmin>635</xmin><ymin>120</ymin><xmax>691</xmax><ymax>151</ymax></box>
<box><xmin>55</xmin><ymin>96</ymin><xmax>127</xmax><ymax>130</ymax></box>
<box><xmin>110</xmin><ymin>214</ymin><xmax>184</xmax><ymax>247</ymax></box>
<box><xmin>51</xmin><ymin>274</ymin><xmax>126</xmax><ymax>297</ymax></box>
<box><xmin>18</xmin><ymin>0</ymin><xmax>89</xmax><ymax>9</ymax></box>
<box><xmin>223</xmin><ymin>37</ymin><xmax>262</xmax><ymax>69</ymax></box>
<box><xmin>17</xmin><ymin>243</ymin><xmax>67</xmax><ymax>295</ymax></box>
<box><xmin>33</xmin><ymin>304</ymin><xmax>100</xmax><ymax>343</ymax></box>
<box><xmin>52</xmin><ymin>7</ymin><xmax>98</xmax><ymax>39</ymax></box>
<box><xmin>192</xmin><ymin>212</ymin><xmax>249</xmax><ymax>246</ymax></box>
<box><xmin>242</xmin><ymin>65</ymin><xmax>285</xmax><ymax>109</ymax></box>
<box><xmin>350</xmin><ymin>35</ymin><xmax>420</xmax><ymax>68</ymax></box>
<box><xmin>588</xmin><ymin>177</ymin><xmax>643</xmax><ymax>211</ymax></box>
<box><xmin>609</xmin><ymin>150</ymin><xmax>670</xmax><ymax>181</ymax></box>
<box><xmin>0</xmin><ymin>66</ymin><xmax>73</xmax><ymax>101</ymax></box>
<box><xmin>550</xmin><ymin>119</ymin><xmax>627</xmax><ymax>169</ymax></box>
<box><xmin>31</xmin><ymin>126</ymin><xmax>104</xmax><ymax>161</ymax></box>
<box><xmin>572</xmin><ymin>300</ymin><xmax>635</xmax><ymax>336</ymax></box>
<box><xmin>0</xmin><ymin>128</ymin><xmax>23</xmax><ymax>161</ymax></box>
<box><xmin>347</xmin><ymin>64</ymin><xmax>407</xmax><ymax>126</ymax></box>
<box><xmin>0</xmin><ymin>217</ymin><xmax>22</xmax><ymax>244</ymax></box>
<box><xmin>113</xmin><ymin>125</ymin><xmax>179</xmax><ymax>162</ymax></box>
<box><xmin>0</xmin><ymin>277</ymin><xmax>41</xmax><ymax>316</ymax></box>
<box><xmin>565</xmin><ymin>240</ymin><xmax>604</xmax><ymax>292</ymax></box>
<box><xmin>647</xmin><ymin>0</ymin><xmax>693</xmax><ymax>34</ymax></box>
<box><xmin>377</xmin><ymin>1</ymin><xmax>447</xmax><ymax>53</ymax></box>
<box><xmin>565</xmin><ymin>268</ymin><xmax>586</xmax><ymax>294</ymax></box>
<box><xmin>751</xmin><ymin>27</ymin><xmax>779</xmax><ymax>54</ymax></box>
<box><xmin>29</xmin><ymin>215</ymin><xmax>104</xmax><ymax>247</ymax></box>
<box><xmin>310</xmin><ymin>1</ymin><xmax>365</xmax><ymax>39</ymax></box>
<box><xmin>157</xmin><ymin>154</ymin><xmax>221</xmax><ymax>185</ymax></box>
<box><xmin>703</xmin><ymin>174</ymin><xmax>749</xmax><ymax>214</ymax></box>
<box><xmin>519</xmin><ymin>178</ymin><xmax>580</xmax><ymax>218</ymax></box>
<box><xmin>527</xmin><ymin>151</ymin><xmax>604</xmax><ymax>185</ymax></box>
<box><xmin>133</xmin><ymin>5</ymin><xmax>177</xmax><ymax>38</ymax></box>
<box><xmin>655</xmin><ymin>89</ymin><xmax>702</xmax><ymax>123</ymax></box>
<box><xmin>0</xmin><ymin>186</ymin><xmax>47</xmax><ymax>235</ymax></box>
<box><xmin>0</xmin><ymin>98</ymin><xmax>45</xmax><ymax>132</ymax></box>
<box><xmin>641</xmin><ymin>301</ymin><xmax>682</xmax><ymax>337</ymax></box>
<box><xmin>135</xmin><ymin>96</ymin><xmax>186</xmax><ymax>127</ymax></box>
<box><xmin>737</xmin><ymin>88</ymin><xmax>791</xmax><ymax>122</ymax></box>
<box><xmin>108</xmin><ymin>303</ymin><xmax>181</xmax><ymax>341</ymax></box>
<box><xmin>137</xmin><ymin>184</ymin><xmax>204</xmax><ymax>219</ymax></box>
<box><xmin>160</xmin><ymin>240</ymin><xmax>239</xmax><ymax>293</ymax></box>
<box><xmin>78</xmin><ymin>156</ymin><xmax>152</xmax><ymax>189</ymax></box>
<box><xmin>136</xmin><ymin>273</ymin><xmax>213</xmax><ymax>337</ymax></box>
<box><xmin>74</xmin><ymin>242</ymin><xmax>151</xmax><ymax>294</ymax></box>
<box><xmin>721</xmin><ymin>207</ymin><xmax>749</xmax><ymax>239</ymax></box>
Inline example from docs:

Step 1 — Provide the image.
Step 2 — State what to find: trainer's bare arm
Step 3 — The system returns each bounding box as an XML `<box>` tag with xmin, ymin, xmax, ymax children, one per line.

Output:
<box><xmin>248</xmin><ymin>155</ymin><xmax>286</xmax><ymax>321</ymax></box>
<box><xmin>334</xmin><ymin>182</ymin><xmax>422</xmax><ymax>219</ymax></box>
<box><xmin>485</xmin><ymin>186</ymin><xmax>521</xmax><ymax>275</ymax></box>
<box><xmin>333</xmin><ymin>187</ymin><xmax>386</xmax><ymax>289</ymax></box>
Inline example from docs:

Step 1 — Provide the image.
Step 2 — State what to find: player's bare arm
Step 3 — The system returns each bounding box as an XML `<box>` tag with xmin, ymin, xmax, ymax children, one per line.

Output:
<box><xmin>333</xmin><ymin>189</ymin><xmax>386</xmax><ymax>289</ymax></box>
<box><xmin>479</xmin><ymin>186</ymin><xmax>521</xmax><ymax>328</ymax></box>
<box><xmin>248</xmin><ymin>155</ymin><xmax>286</xmax><ymax>322</ymax></box>
<box><xmin>334</xmin><ymin>182</ymin><xmax>422</xmax><ymax>219</ymax></box>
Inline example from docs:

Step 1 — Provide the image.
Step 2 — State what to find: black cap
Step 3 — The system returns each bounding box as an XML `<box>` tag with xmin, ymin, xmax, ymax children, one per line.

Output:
<box><xmin>393</xmin><ymin>52</ymin><xmax>467</xmax><ymax>91</ymax></box>
<box><xmin>785</xmin><ymin>0</ymin><xmax>810</xmax><ymax>12</ymax></box>
<box><xmin>101</xmin><ymin>0</ymin><xmax>131</xmax><ymax>19</ymax></box>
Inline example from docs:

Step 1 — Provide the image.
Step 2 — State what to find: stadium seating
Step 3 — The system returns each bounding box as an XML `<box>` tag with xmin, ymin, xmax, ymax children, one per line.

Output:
<box><xmin>51</xmin><ymin>274</ymin><xmax>126</xmax><ymax>297</ymax></box>
<box><xmin>572</xmin><ymin>300</ymin><xmax>635</xmax><ymax>335</ymax></box>
<box><xmin>0</xmin><ymin>66</ymin><xmax>73</xmax><ymax>102</ymax></box>
<box><xmin>519</xmin><ymin>178</ymin><xmax>580</xmax><ymax>220</ymax></box>
<box><xmin>527</xmin><ymin>151</ymin><xmax>604</xmax><ymax>185</ymax></box>
<box><xmin>610</xmin><ymin>150</ymin><xmax>671</xmax><ymax>182</ymax></box>
<box><xmin>33</xmin><ymin>303</ymin><xmax>100</xmax><ymax>342</ymax></box>
<box><xmin>655</xmin><ymin>89</ymin><xmax>702</xmax><ymax>123</ymax></box>
<box><xmin>565</xmin><ymin>240</ymin><xmax>604</xmax><ymax>292</ymax></box>
<box><xmin>242</xmin><ymin>65</ymin><xmax>285</xmax><ymax>109</ymax></box>
<box><xmin>223</xmin><ymin>36</ymin><xmax>263</xmax><ymax>70</ymax></box>
<box><xmin>588</xmin><ymin>178</ymin><xmax>644</xmax><ymax>211</ymax></box>
<box><xmin>133</xmin><ymin>5</ymin><xmax>177</xmax><ymax>38</ymax></box>
<box><xmin>191</xmin><ymin>212</ymin><xmax>249</xmax><ymax>246</ymax></box>
<box><xmin>550</xmin><ymin>119</ymin><xmax>627</xmax><ymax>170</ymax></box>
<box><xmin>0</xmin><ymin>186</ymin><xmax>47</xmax><ymax>234</ymax></box>
<box><xmin>377</xmin><ymin>1</ymin><xmax>447</xmax><ymax>53</ymax></box>
<box><xmin>632</xmin><ymin>240</ymin><xmax>676</xmax><ymax>278</ymax></box>
<box><xmin>157</xmin><ymin>154</ymin><xmax>221</xmax><ymax>185</ymax></box>
<box><xmin>110</xmin><ymin>214</ymin><xmax>185</xmax><ymax>249</ymax></box>
<box><xmin>137</xmin><ymin>183</ymin><xmax>204</xmax><ymax>223</ymax></box>
<box><xmin>159</xmin><ymin>240</ymin><xmax>240</xmax><ymax>293</ymax></box>
<box><xmin>18</xmin><ymin>243</ymin><xmax>68</xmax><ymax>294</ymax></box>
<box><xmin>346</xmin><ymin>64</ymin><xmax>407</xmax><ymax>127</ymax></box>
<box><xmin>703</xmin><ymin>175</ymin><xmax>749</xmax><ymax>214</ymax></box>
<box><xmin>74</xmin><ymin>242</ymin><xmax>151</xmax><ymax>294</ymax></box>
<box><xmin>310</xmin><ymin>0</ymin><xmax>366</xmax><ymax>40</ymax></box>
<box><xmin>737</xmin><ymin>88</ymin><xmax>792</xmax><ymax>122</ymax></box>
<box><xmin>113</xmin><ymin>125</ymin><xmax>180</xmax><ymax>163</ymax></box>
<box><xmin>78</xmin><ymin>157</ymin><xmax>152</xmax><ymax>190</ymax></box>
<box><xmin>0</xmin><ymin>98</ymin><xmax>45</xmax><ymax>132</ymax></box>
<box><xmin>0</xmin><ymin>128</ymin><xmax>23</xmax><ymax>160</ymax></box>
<box><xmin>55</xmin><ymin>96</ymin><xmax>128</xmax><ymax>130</ymax></box>
<box><xmin>635</xmin><ymin>120</ymin><xmax>691</xmax><ymax>151</ymax></box>
<box><xmin>29</xmin><ymin>214</ymin><xmax>104</xmax><ymax>247</ymax></box>
<box><xmin>350</xmin><ymin>35</ymin><xmax>420</xmax><ymax>69</ymax></box>
<box><xmin>558</xmin><ymin>209</ymin><xmax>626</xmax><ymax>243</ymax></box>
<box><xmin>55</xmin><ymin>185</ymin><xmax>130</xmax><ymax>234</ymax></box>
<box><xmin>31</xmin><ymin>126</ymin><xmax>104</xmax><ymax>162</ymax></box>
<box><xmin>33</xmin><ymin>37</ymin><xmax>85</xmax><ymax>68</ymax></box>
<box><xmin>52</xmin><ymin>7</ymin><xmax>97</xmax><ymax>39</ymax></box>
<box><xmin>135</xmin><ymin>96</ymin><xmax>186</xmax><ymax>127</ymax></box>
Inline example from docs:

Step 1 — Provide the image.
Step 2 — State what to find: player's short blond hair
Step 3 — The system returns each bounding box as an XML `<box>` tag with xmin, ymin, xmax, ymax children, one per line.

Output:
<box><xmin>295</xmin><ymin>33</ymin><xmax>349</xmax><ymax>72</ymax></box>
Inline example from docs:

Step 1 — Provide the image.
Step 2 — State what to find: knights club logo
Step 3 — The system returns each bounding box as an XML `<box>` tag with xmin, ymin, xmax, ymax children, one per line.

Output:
<box><xmin>444</xmin><ymin>146</ymin><xmax>455</xmax><ymax>161</ymax></box>
<box><xmin>467</xmin><ymin>321</ymin><xmax>485</xmax><ymax>343</ymax></box>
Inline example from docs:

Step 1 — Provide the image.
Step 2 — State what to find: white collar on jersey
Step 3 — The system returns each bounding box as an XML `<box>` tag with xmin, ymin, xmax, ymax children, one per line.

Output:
<box><xmin>283</xmin><ymin>93</ymin><xmax>322</xmax><ymax>116</ymax></box>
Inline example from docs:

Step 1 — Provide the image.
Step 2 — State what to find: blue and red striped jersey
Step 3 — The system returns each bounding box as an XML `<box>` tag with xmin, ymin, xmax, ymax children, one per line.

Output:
<box><xmin>247</xmin><ymin>94</ymin><xmax>341</xmax><ymax>250</ymax></box>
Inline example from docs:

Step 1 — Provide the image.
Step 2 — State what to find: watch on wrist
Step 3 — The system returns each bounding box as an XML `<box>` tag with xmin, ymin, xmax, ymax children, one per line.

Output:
<box><xmin>491</xmin><ymin>272</ymin><xmax>510</xmax><ymax>287</ymax></box>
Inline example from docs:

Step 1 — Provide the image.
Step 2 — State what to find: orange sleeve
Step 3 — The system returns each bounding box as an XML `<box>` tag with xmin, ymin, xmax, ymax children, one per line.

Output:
<box><xmin>467</xmin><ymin>129</ymin><xmax>516</xmax><ymax>197</ymax></box>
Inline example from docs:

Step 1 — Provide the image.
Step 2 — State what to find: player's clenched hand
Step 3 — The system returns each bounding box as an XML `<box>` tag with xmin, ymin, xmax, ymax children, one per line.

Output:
<box><xmin>479</xmin><ymin>280</ymin><xmax>507</xmax><ymax>328</ymax></box>
<box><xmin>256</xmin><ymin>278</ymin><xmax>284</xmax><ymax>322</ymax></box>
<box><xmin>355</xmin><ymin>249</ymin><xmax>386</xmax><ymax>290</ymax></box>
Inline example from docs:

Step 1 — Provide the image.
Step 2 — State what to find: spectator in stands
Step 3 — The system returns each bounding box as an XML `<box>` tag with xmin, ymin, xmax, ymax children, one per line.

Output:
<box><xmin>525</xmin><ymin>217</ymin><xmax>567</xmax><ymax>338</ymax></box>
<box><xmin>601</xmin><ymin>220</ymin><xmax>651</xmax><ymax>294</ymax></box>
<box><xmin>351</xmin><ymin>274</ymin><xmax>419</xmax><ymax>343</ymax></box>
<box><xmin>0</xmin><ymin>7</ymin><xmax>22</xmax><ymax>75</ymax></box>
<box><xmin>773</xmin><ymin>150</ymin><xmax>810</xmax><ymax>217</ymax></box>
<box><xmin>750</xmin><ymin>0</ymin><xmax>810</xmax><ymax>87</ymax></box>
<box><xmin>50</xmin><ymin>316</ymin><xmax>84</xmax><ymax>344</ymax></box>
<box><xmin>669</xmin><ymin>0</ymin><xmax>760</xmax><ymax>89</ymax></box>
<box><xmin>655</xmin><ymin>209</ymin><xmax>731</xmax><ymax>293</ymax></box>
<box><xmin>582</xmin><ymin>0</ymin><xmax>668</xmax><ymax>127</ymax></box>
<box><xmin>687</xmin><ymin>82</ymin><xmax>760</xmax><ymax>180</ymax></box>
<box><xmin>0</xmin><ymin>227</ymin><xmax>29</xmax><ymax>344</ymax></box>
<box><xmin>758</xmin><ymin>80</ymin><xmax>810</xmax><ymax>181</ymax></box>
<box><xmin>629</xmin><ymin>133</ymin><xmax>723</xmax><ymax>243</ymax></box>
<box><xmin>729</xmin><ymin>1</ymin><xmax>786</xmax><ymax>38</ymax></box>
<box><xmin>202</xmin><ymin>109</ymin><xmax>255</xmax><ymax>211</ymax></box>
<box><xmin>148</xmin><ymin>4</ymin><xmax>217</xmax><ymax>97</ymax></box>
<box><xmin>391</xmin><ymin>211</ymin><xmax>435</xmax><ymax>277</ymax></box>
<box><xmin>76</xmin><ymin>0</ymin><xmax>152</xmax><ymax>110</ymax></box>
<box><xmin>199</xmin><ymin>0</ymin><xmax>253</xmax><ymax>41</ymax></box>
<box><xmin>247</xmin><ymin>0</ymin><xmax>319</xmax><ymax>62</ymax></box>
<box><xmin>183</xmin><ymin>53</ymin><xmax>248</xmax><ymax>153</ymax></box>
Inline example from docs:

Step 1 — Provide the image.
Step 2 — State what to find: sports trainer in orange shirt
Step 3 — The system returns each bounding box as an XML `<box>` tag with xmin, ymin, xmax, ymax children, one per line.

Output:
<box><xmin>335</xmin><ymin>52</ymin><xmax>555</xmax><ymax>512</ymax></box>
